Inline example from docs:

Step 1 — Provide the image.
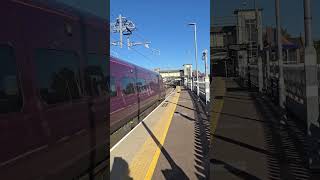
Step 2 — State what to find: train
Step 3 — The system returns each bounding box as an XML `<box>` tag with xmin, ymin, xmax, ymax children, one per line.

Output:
<box><xmin>110</xmin><ymin>56</ymin><xmax>166</xmax><ymax>134</ymax></box>
<box><xmin>0</xmin><ymin>0</ymin><xmax>108</xmax><ymax>179</ymax></box>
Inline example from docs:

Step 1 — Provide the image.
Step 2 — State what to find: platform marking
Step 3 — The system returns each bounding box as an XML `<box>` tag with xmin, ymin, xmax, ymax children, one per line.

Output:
<box><xmin>128</xmin><ymin>87</ymin><xmax>180</xmax><ymax>179</ymax></box>
<box><xmin>210</xmin><ymin>99</ymin><xmax>224</xmax><ymax>136</ymax></box>
<box><xmin>110</xmin><ymin>88</ymin><xmax>175</xmax><ymax>152</ymax></box>
<box><xmin>210</xmin><ymin>78</ymin><xmax>226</xmax><ymax>138</ymax></box>
<box><xmin>144</xmin><ymin>88</ymin><xmax>180</xmax><ymax>179</ymax></box>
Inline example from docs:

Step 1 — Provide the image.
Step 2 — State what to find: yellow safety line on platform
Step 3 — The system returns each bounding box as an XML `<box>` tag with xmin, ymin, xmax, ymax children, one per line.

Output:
<box><xmin>210</xmin><ymin>99</ymin><xmax>224</xmax><ymax>136</ymax></box>
<box><xmin>128</xmin><ymin>87</ymin><xmax>181</xmax><ymax>180</ymax></box>
<box><xmin>210</xmin><ymin>78</ymin><xmax>226</xmax><ymax>139</ymax></box>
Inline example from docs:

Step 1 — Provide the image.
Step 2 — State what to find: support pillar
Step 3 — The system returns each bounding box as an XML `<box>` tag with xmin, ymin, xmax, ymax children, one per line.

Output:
<box><xmin>205</xmin><ymin>76</ymin><xmax>210</xmax><ymax>104</ymax></box>
<box><xmin>303</xmin><ymin>0</ymin><xmax>320</xmax><ymax>170</ymax></box>
<box><xmin>258</xmin><ymin>54</ymin><xmax>263</xmax><ymax>92</ymax></box>
<box><xmin>266</xmin><ymin>49</ymin><xmax>271</xmax><ymax>91</ymax></box>
<box><xmin>276</xmin><ymin>0</ymin><xmax>285</xmax><ymax>108</ymax></box>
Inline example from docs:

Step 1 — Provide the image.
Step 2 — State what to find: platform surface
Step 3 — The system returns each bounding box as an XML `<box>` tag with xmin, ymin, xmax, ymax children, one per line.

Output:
<box><xmin>110</xmin><ymin>86</ymin><xmax>210</xmax><ymax>179</ymax></box>
<box><xmin>210</xmin><ymin>78</ymin><xmax>310</xmax><ymax>180</ymax></box>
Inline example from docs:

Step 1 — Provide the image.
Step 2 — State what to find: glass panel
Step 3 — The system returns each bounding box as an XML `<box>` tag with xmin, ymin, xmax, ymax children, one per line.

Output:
<box><xmin>121</xmin><ymin>77</ymin><xmax>135</xmax><ymax>95</ymax></box>
<box><xmin>0</xmin><ymin>45</ymin><xmax>22</xmax><ymax>113</ymax></box>
<box><xmin>85</xmin><ymin>53</ymin><xmax>107</xmax><ymax>96</ymax></box>
<box><xmin>35</xmin><ymin>49</ymin><xmax>81</xmax><ymax>104</ymax></box>
<box><xmin>110</xmin><ymin>76</ymin><xmax>117</xmax><ymax>97</ymax></box>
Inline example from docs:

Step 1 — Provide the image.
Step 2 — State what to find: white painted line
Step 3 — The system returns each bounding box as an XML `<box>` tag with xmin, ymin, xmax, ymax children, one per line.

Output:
<box><xmin>165</xmin><ymin>88</ymin><xmax>175</xmax><ymax>98</ymax></box>
<box><xmin>110</xmin><ymin>88</ymin><xmax>176</xmax><ymax>152</ymax></box>
<box><xmin>0</xmin><ymin>145</ymin><xmax>49</xmax><ymax>167</ymax></box>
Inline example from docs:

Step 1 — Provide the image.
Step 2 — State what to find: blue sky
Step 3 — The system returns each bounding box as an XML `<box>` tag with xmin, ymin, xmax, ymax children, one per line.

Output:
<box><xmin>212</xmin><ymin>0</ymin><xmax>320</xmax><ymax>39</ymax></box>
<box><xmin>110</xmin><ymin>0</ymin><xmax>210</xmax><ymax>72</ymax></box>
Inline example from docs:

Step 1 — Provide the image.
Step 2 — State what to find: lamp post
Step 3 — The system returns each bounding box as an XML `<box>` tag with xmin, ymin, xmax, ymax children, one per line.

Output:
<box><xmin>275</xmin><ymin>0</ymin><xmax>285</xmax><ymax>108</ymax></box>
<box><xmin>254</xmin><ymin>0</ymin><xmax>264</xmax><ymax>93</ymax></box>
<box><xmin>303</xmin><ymin>0</ymin><xmax>319</xmax><ymax>170</ymax></box>
<box><xmin>203</xmin><ymin>49</ymin><xmax>209</xmax><ymax>104</ymax></box>
<box><xmin>189</xmin><ymin>23</ymin><xmax>199</xmax><ymax>96</ymax></box>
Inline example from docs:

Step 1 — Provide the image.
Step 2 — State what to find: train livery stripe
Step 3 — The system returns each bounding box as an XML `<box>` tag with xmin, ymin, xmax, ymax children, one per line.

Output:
<box><xmin>128</xmin><ymin>87</ymin><xmax>180</xmax><ymax>179</ymax></box>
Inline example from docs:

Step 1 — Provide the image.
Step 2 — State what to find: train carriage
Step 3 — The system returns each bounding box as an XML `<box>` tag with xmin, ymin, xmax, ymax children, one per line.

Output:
<box><xmin>0</xmin><ymin>0</ymin><xmax>108</xmax><ymax>179</ymax></box>
<box><xmin>110</xmin><ymin>56</ymin><xmax>166</xmax><ymax>134</ymax></box>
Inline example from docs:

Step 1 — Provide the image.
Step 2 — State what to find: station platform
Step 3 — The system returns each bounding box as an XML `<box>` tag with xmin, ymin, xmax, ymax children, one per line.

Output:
<box><xmin>110</xmin><ymin>86</ymin><xmax>210</xmax><ymax>179</ymax></box>
<box><xmin>210</xmin><ymin>77</ymin><xmax>312</xmax><ymax>179</ymax></box>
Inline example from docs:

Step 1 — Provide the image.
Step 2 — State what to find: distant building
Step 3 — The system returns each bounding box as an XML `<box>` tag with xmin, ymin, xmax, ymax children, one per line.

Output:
<box><xmin>263</xmin><ymin>27</ymin><xmax>304</xmax><ymax>64</ymax></box>
<box><xmin>154</xmin><ymin>68</ymin><xmax>160</xmax><ymax>73</ymax></box>
<box><xmin>157</xmin><ymin>64</ymin><xmax>206</xmax><ymax>85</ymax></box>
<box><xmin>211</xmin><ymin>26</ymin><xmax>237</xmax><ymax>61</ymax></box>
<box><xmin>183</xmin><ymin>64</ymin><xmax>192</xmax><ymax>77</ymax></box>
<box><xmin>234</xmin><ymin>8</ymin><xmax>263</xmax><ymax>64</ymax></box>
<box><xmin>285</xmin><ymin>37</ymin><xmax>304</xmax><ymax>63</ymax></box>
<box><xmin>211</xmin><ymin>25</ymin><xmax>237</xmax><ymax>77</ymax></box>
<box><xmin>159</xmin><ymin>69</ymin><xmax>184</xmax><ymax>84</ymax></box>
<box><xmin>183</xmin><ymin>64</ymin><xmax>192</xmax><ymax>86</ymax></box>
<box><xmin>192</xmin><ymin>70</ymin><xmax>205</xmax><ymax>80</ymax></box>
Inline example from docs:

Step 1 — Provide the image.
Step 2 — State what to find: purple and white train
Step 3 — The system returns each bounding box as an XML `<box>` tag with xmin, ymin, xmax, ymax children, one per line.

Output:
<box><xmin>110</xmin><ymin>56</ymin><xmax>166</xmax><ymax>133</ymax></box>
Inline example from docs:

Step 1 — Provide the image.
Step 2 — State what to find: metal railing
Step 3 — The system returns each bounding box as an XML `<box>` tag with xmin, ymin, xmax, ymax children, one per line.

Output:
<box><xmin>283</xmin><ymin>64</ymin><xmax>305</xmax><ymax>104</ymax></box>
<box><xmin>244</xmin><ymin>53</ymin><xmax>315</xmax><ymax>120</ymax></box>
<box><xmin>186</xmin><ymin>80</ymin><xmax>210</xmax><ymax>103</ymax></box>
<box><xmin>248</xmin><ymin>64</ymin><xmax>259</xmax><ymax>88</ymax></box>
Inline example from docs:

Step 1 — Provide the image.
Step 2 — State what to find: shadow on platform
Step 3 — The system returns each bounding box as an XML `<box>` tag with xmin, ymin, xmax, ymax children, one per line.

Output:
<box><xmin>210</xmin><ymin>78</ymin><xmax>312</xmax><ymax>180</ymax></box>
<box><xmin>110</xmin><ymin>157</ymin><xmax>133</xmax><ymax>180</ymax></box>
<box><xmin>141</xmin><ymin>121</ymin><xmax>189</xmax><ymax>179</ymax></box>
<box><xmin>166</xmin><ymin>100</ymin><xmax>207</xmax><ymax>118</ymax></box>
<box><xmin>210</xmin><ymin>158</ymin><xmax>261</xmax><ymax>180</ymax></box>
<box><xmin>188</xmin><ymin>90</ymin><xmax>210</xmax><ymax>179</ymax></box>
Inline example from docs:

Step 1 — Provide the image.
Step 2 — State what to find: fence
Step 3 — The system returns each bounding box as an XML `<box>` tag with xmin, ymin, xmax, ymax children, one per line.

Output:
<box><xmin>245</xmin><ymin>56</ymin><xmax>320</xmax><ymax>121</ymax></box>
<box><xmin>186</xmin><ymin>80</ymin><xmax>210</xmax><ymax>103</ymax></box>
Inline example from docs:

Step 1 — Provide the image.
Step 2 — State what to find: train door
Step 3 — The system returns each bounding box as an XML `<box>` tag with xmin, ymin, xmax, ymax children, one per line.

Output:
<box><xmin>158</xmin><ymin>74</ymin><xmax>165</xmax><ymax>100</ymax></box>
<box><xmin>20</xmin><ymin>3</ymin><xmax>90</xmax><ymax>143</ymax></box>
<box><xmin>110</xmin><ymin>60</ymin><xmax>138</xmax><ymax>132</ymax></box>
<box><xmin>84</xmin><ymin>52</ymin><xmax>108</xmax><ymax>169</ymax></box>
<box><xmin>0</xmin><ymin>2</ymin><xmax>48</xmax><ymax>179</ymax></box>
<box><xmin>146</xmin><ymin>73</ymin><xmax>156</xmax><ymax>103</ymax></box>
<box><xmin>118</xmin><ymin>65</ymin><xmax>138</xmax><ymax>117</ymax></box>
<box><xmin>84</xmin><ymin>54</ymin><xmax>107</xmax><ymax>106</ymax></box>
<box><xmin>136</xmin><ymin>68</ymin><xmax>150</xmax><ymax>114</ymax></box>
<box><xmin>84</xmin><ymin>54</ymin><xmax>107</xmax><ymax>124</ymax></box>
<box><xmin>109</xmin><ymin>74</ymin><xmax>121</xmax><ymax>113</ymax></box>
<box><xmin>81</xmin><ymin>16</ymin><xmax>109</xmax><ymax>167</ymax></box>
<box><xmin>110</xmin><ymin>60</ymin><xmax>126</xmax><ymax>133</ymax></box>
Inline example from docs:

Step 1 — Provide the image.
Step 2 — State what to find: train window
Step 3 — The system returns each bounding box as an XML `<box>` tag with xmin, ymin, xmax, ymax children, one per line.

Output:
<box><xmin>35</xmin><ymin>49</ymin><xmax>81</xmax><ymax>104</ymax></box>
<box><xmin>110</xmin><ymin>76</ymin><xmax>117</xmax><ymax>97</ymax></box>
<box><xmin>136</xmin><ymin>78</ymin><xmax>147</xmax><ymax>93</ymax></box>
<box><xmin>120</xmin><ymin>77</ymin><xmax>135</xmax><ymax>95</ymax></box>
<box><xmin>148</xmin><ymin>76</ymin><xmax>156</xmax><ymax>91</ymax></box>
<box><xmin>0</xmin><ymin>45</ymin><xmax>22</xmax><ymax>113</ymax></box>
<box><xmin>85</xmin><ymin>53</ymin><xmax>107</xmax><ymax>97</ymax></box>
